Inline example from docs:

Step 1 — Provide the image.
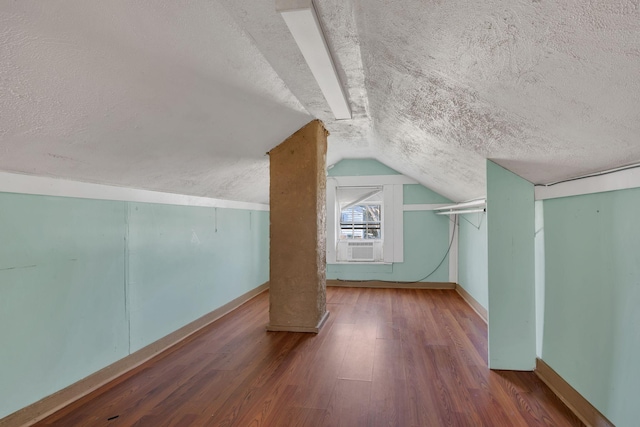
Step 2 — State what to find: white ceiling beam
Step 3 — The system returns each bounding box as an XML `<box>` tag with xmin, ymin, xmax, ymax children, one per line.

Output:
<box><xmin>276</xmin><ymin>0</ymin><xmax>351</xmax><ymax>120</ymax></box>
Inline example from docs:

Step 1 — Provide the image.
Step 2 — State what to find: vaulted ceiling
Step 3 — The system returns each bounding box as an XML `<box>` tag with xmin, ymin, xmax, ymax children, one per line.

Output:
<box><xmin>2</xmin><ymin>1</ymin><xmax>639</xmax><ymax>203</ymax></box>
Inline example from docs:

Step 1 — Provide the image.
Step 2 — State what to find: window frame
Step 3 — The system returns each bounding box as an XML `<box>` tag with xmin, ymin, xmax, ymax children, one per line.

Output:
<box><xmin>327</xmin><ymin>175</ymin><xmax>411</xmax><ymax>264</ymax></box>
<box><xmin>339</xmin><ymin>193</ymin><xmax>383</xmax><ymax>241</ymax></box>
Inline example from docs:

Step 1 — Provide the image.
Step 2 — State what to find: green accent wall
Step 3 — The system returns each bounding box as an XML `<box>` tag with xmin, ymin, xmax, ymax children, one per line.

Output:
<box><xmin>403</xmin><ymin>184</ymin><xmax>451</xmax><ymax>204</ymax></box>
<box><xmin>127</xmin><ymin>204</ymin><xmax>268</xmax><ymax>351</ymax></box>
<box><xmin>328</xmin><ymin>158</ymin><xmax>400</xmax><ymax>176</ymax></box>
<box><xmin>0</xmin><ymin>192</ymin><xmax>269</xmax><ymax>419</ymax></box>
<box><xmin>458</xmin><ymin>212</ymin><xmax>488</xmax><ymax>309</ymax></box>
<box><xmin>0</xmin><ymin>194</ymin><xmax>128</xmax><ymax>419</ymax></box>
<box><xmin>534</xmin><ymin>200</ymin><xmax>545</xmax><ymax>357</ymax></box>
<box><xmin>543</xmin><ymin>188</ymin><xmax>640</xmax><ymax>427</ymax></box>
<box><xmin>326</xmin><ymin>159</ymin><xmax>451</xmax><ymax>283</ymax></box>
<box><xmin>327</xmin><ymin>210</ymin><xmax>450</xmax><ymax>282</ymax></box>
<box><xmin>486</xmin><ymin>160</ymin><xmax>535</xmax><ymax>370</ymax></box>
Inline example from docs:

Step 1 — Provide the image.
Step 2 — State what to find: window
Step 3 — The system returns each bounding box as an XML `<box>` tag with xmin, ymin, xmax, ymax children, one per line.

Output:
<box><xmin>338</xmin><ymin>187</ymin><xmax>382</xmax><ymax>240</ymax></box>
<box><xmin>326</xmin><ymin>175</ymin><xmax>406</xmax><ymax>264</ymax></box>
<box><xmin>334</xmin><ymin>186</ymin><xmax>385</xmax><ymax>262</ymax></box>
<box><xmin>340</xmin><ymin>204</ymin><xmax>382</xmax><ymax>239</ymax></box>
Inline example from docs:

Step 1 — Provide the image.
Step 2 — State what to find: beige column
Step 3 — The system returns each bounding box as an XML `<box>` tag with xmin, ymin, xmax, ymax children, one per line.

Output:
<box><xmin>267</xmin><ymin>119</ymin><xmax>329</xmax><ymax>333</ymax></box>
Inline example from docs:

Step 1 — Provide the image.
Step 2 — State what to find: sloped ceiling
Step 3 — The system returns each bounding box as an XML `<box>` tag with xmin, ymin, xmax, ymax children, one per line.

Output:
<box><xmin>2</xmin><ymin>0</ymin><xmax>639</xmax><ymax>203</ymax></box>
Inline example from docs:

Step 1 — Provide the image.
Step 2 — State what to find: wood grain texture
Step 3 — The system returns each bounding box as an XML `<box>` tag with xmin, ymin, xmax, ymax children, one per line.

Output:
<box><xmin>535</xmin><ymin>358</ymin><xmax>614</xmax><ymax>427</ymax></box>
<box><xmin>0</xmin><ymin>282</ymin><xmax>269</xmax><ymax>427</ymax></box>
<box><xmin>455</xmin><ymin>283</ymin><xmax>488</xmax><ymax>323</ymax></box>
<box><xmin>32</xmin><ymin>288</ymin><xmax>583</xmax><ymax>427</ymax></box>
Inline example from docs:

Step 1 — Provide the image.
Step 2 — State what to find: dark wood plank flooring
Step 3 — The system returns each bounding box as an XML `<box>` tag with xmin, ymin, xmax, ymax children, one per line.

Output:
<box><xmin>36</xmin><ymin>288</ymin><xmax>583</xmax><ymax>426</ymax></box>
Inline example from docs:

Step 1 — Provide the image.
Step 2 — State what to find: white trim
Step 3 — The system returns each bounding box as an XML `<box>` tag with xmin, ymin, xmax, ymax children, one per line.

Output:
<box><xmin>326</xmin><ymin>184</ymin><xmax>338</xmax><ymax>264</ymax></box>
<box><xmin>382</xmin><ymin>184</ymin><xmax>395</xmax><ymax>263</ymax></box>
<box><xmin>0</xmin><ymin>171</ymin><xmax>269</xmax><ymax>211</ymax></box>
<box><xmin>535</xmin><ymin>167</ymin><xmax>640</xmax><ymax>200</ymax></box>
<box><xmin>330</xmin><ymin>174</ymin><xmax>417</xmax><ymax>186</ymax></box>
<box><xmin>449</xmin><ymin>217</ymin><xmax>459</xmax><ymax>283</ymax></box>
<box><xmin>403</xmin><ymin>203</ymin><xmax>449</xmax><ymax>211</ymax></box>
<box><xmin>392</xmin><ymin>184</ymin><xmax>404</xmax><ymax>263</ymax></box>
<box><xmin>326</xmin><ymin>176</ymin><xmax>405</xmax><ymax>265</ymax></box>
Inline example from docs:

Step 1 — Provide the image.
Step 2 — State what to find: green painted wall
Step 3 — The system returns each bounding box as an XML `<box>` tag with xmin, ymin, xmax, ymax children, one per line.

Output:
<box><xmin>403</xmin><ymin>184</ymin><xmax>450</xmax><ymax>204</ymax></box>
<box><xmin>0</xmin><ymin>194</ymin><xmax>128</xmax><ymax>420</ymax></box>
<box><xmin>0</xmin><ymin>192</ymin><xmax>269</xmax><ymax>419</ymax></box>
<box><xmin>534</xmin><ymin>200</ymin><xmax>545</xmax><ymax>357</ymax></box>
<box><xmin>127</xmin><ymin>204</ymin><xmax>269</xmax><ymax>351</ymax></box>
<box><xmin>327</xmin><ymin>210</ymin><xmax>450</xmax><ymax>282</ymax></box>
<box><xmin>326</xmin><ymin>159</ymin><xmax>451</xmax><ymax>282</ymax></box>
<box><xmin>486</xmin><ymin>160</ymin><xmax>535</xmax><ymax>370</ymax></box>
<box><xmin>457</xmin><ymin>212</ymin><xmax>488</xmax><ymax>309</ymax></box>
<box><xmin>543</xmin><ymin>188</ymin><xmax>640</xmax><ymax>427</ymax></box>
<box><xmin>328</xmin><ymin>158</ymin><xmax>400</xmax><ymax>176</ymax></box>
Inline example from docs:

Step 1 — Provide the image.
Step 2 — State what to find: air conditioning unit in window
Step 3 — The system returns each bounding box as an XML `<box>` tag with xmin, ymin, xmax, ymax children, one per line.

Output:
<box><xmin>336</xmin><ymin>240</ymin><xmax>383</xmax><ymax>262</ymax></box>
<box><xmin>346</xmin><ymin>241</ymin><xmax>375</xmax><ymax>261</ymax></box>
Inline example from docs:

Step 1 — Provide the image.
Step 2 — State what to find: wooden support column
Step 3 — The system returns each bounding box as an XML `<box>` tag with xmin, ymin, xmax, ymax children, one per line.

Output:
<box><xmin>267</xmin><ymin>119</ymin><xmax>329</xmax><ymax>333</ymax></box>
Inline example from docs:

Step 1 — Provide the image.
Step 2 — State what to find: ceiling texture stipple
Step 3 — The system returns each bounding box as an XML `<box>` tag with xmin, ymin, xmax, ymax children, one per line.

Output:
<box><xmin>1</xmin><ymin>0</ymin><xmax>639</xmax><ymax>203</ymax></box>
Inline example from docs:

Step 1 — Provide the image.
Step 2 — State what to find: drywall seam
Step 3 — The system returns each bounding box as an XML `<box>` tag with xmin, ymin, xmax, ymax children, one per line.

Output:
<box><xmin>535</xmin><ymin>167</ymin><xmax>640</xmax><ymax>200</ymax></box>
<box><xmin>0</xmin><ymin>283</ymin><xmax>270</xmax><ymax>427</ymax></box>
<box><xmin>0</xmin><ymin>172</ymin><xmax>269</xmax><ymax>211</ymax></box>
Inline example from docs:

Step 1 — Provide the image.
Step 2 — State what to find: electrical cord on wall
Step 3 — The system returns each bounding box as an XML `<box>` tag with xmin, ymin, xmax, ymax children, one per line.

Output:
<box><xmin>335</xmin><ymin>215</ymin><xmax>458</xmax><ymax>284</ymax></box>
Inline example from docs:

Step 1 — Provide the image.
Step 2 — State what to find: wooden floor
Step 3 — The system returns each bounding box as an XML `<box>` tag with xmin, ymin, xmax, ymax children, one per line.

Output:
<box><xmin>36</xmin><ymin>288</ymin><xmax>583</xmax><ymax>426</ymax></box>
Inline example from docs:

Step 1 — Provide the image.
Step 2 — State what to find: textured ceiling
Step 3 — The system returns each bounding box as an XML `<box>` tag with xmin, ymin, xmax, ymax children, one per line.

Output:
<box><xmin>1</xmin><ymin>0</ymin><xmax>639</xmax><ymax>203</ymax></box>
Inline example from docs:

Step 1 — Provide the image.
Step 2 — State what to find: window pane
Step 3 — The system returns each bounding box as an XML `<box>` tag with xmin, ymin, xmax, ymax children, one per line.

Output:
<box><xmin>339</xmin><ymin>203</ymin><xmax>382</xmax><ymax>240</ymax></box>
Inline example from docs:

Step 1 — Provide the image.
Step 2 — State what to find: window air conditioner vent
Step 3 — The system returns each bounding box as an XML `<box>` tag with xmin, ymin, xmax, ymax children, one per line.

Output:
<box><xmin>347</xmin><ymin>241</ymin><xmax>375</xmax><ymax>261</ymax></box>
